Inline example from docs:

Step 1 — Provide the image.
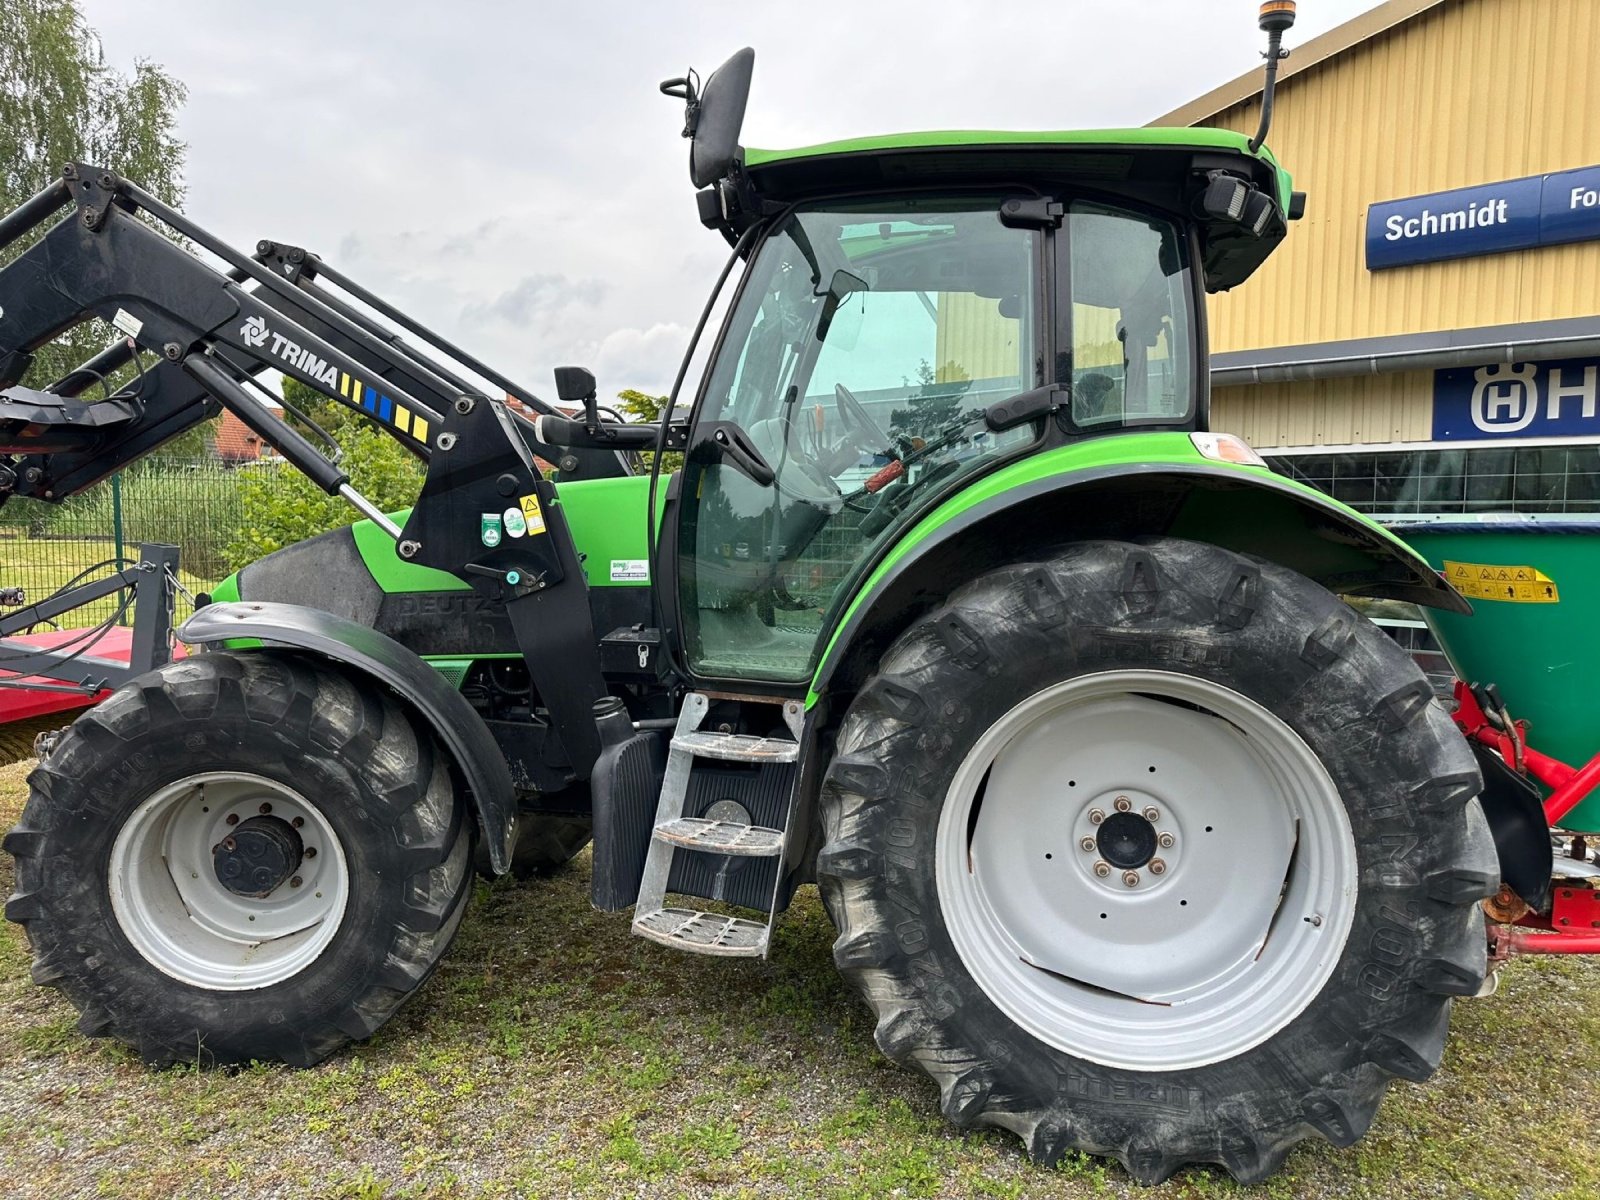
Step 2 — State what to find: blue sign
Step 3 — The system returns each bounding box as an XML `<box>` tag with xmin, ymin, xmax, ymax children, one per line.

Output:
<box><xmin>1542</xmin><ymin>165</ymin><xmax>1600</xmax><ymax>246</ymax></box>
<box><xmin>1367</xmin><ymin>164</ymin><xmax>1600</xmax><ymax>270</ymax></box>
<box><xmin>1433</xmin><ymin>356</ymin><xmax>1600</xmax><ymax>440</ymax></box>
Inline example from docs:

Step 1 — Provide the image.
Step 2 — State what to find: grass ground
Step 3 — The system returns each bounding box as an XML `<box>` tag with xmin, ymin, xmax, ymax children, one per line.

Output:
<box><xmin>0</xmin><ymin>534</ymin><xmax>211</xmax><ymax>628</ymax></box>
<box><xmin>1</xmin><ymin>755</ymin><xmax>1598</xmax><ymax>1200</ymax></box>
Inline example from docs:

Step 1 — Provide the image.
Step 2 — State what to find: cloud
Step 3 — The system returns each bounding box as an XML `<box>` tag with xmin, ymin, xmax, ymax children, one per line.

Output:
<box><xmin>590</xmin><ymin>323</ymin><xmax>693</xmax><ymax>398</ymax></box>
<box><xmin>462</xmin><ymin>273</ymin><xmax>608</xmax><ymax>328</ymax></box>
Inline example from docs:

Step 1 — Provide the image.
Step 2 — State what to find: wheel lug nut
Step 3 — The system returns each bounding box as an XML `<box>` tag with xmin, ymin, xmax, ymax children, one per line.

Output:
<box><xmin>1093</xmin><ymin>861</ymin><xmax>1112</xmax><ymax>878</ymax></box>
<box><xmin>258</xmin><ymin>802</ymin><xmax>272</xmax><ymax>814</ymax></box>
<box><xmin>1079</xmin><ymin>836</ymin><xmax>1096</xmax><ymax>852</ymax></box>
<box><xmin>1122</xmin><ymin>870</ymin><xmax>1140</xmax><ymax>887</ymax></box>
<box><xmin>1158</xmin><ymin>832</ymin><xmax>1175</xmax><ymax>848</ymax></box>
<box><xmin>225</xmin><ymin>813</ymin><xmax>239</xmax><ymax>826</ymax></box>
<box><xmin>304</xmin><ymin>846</ymin><xmax>317</xmax><ymax>859</ymax></box>
<box><xmin>1114</xmin><ymin>796</ymin><xmax>1132</xmax><ymax>812</ymax></box>
<box><xmin>1149</xmin><ymin>858</ymin><xmax>1166</xmax><ymax>875</ymax></box>
<box><xmin>1088</xmin><ymin>809</ymin><xmax>1105</xmax><ymax>825</ymax></box>
<box><xmin>1143</xmin><ymin>806</ymin><xmax>1160</xmax><ymax>822</ymax></box>
<box><xmin>290</xmin><ymin>876</ymin><xmax>303</xmax><ymax>888</ymax></box>
<box><xmin>291</xmin><ymin>816</ymin><xmax>304</xmax><ymax>829</ymax></box>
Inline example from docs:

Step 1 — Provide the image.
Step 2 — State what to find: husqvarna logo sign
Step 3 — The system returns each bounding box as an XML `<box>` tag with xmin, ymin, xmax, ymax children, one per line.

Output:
<box><xmin>1434</xmin><ymin>357</ymin><xmax>1600</xmax><ymax>439</ymax></box>
<box><xmin>1471</xmin><ymin>364</ymin><xmax>1539</xmax><ymax>434</ymax></box>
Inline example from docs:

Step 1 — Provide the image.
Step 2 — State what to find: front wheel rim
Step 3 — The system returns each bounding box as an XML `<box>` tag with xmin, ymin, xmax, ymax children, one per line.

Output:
<box><xmin>935</xmin><ymin>670</ymin><xmax>1357</xmax><ymax>1072</ymax></box>
<box><xmin>109</xmin><ymin>771</ymin><xmax>350</xmax><ymax>990</ymax></box>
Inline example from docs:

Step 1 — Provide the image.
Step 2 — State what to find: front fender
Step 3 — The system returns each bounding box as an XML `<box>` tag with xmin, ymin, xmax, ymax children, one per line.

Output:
<box><xmin>178</xmin><ymin>601</ymin><xmax>518</xmax><ymax>873</ymax></box>
<box><xmin>810</xmin><ymin>435</ymin><xmax>1467</xmax><ymax>704</ymax></box>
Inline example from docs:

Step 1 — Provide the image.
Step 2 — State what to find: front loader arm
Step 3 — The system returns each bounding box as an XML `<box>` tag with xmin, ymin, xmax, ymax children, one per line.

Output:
<box><xmin>0</xmin><ymin>166</ymin><xmax>440</xmax><ymax>499</ymax></box>
<box><xmin>0</xmin><ymin>164</ymin><xmax>634</xmax><ymax>509</ymax></box>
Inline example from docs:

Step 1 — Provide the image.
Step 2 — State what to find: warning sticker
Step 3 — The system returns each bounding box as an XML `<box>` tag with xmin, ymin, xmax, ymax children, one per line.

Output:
<box><xmin>518</xmin><ymin>494</ymin><xmax>546</xmax><ymax>536</ymax></box>
<box><xmin>1442</xmin><ymin>560</ymin><xmax>1559</xmax><ymax>604</ymax></box>
<box><xmin>610</xmin><ymin>559</ymin><xmax>650</xmax><ymax>583</ymax></box>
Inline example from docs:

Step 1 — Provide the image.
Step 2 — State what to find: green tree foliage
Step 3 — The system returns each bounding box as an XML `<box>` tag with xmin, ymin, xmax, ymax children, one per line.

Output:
<box><xmin>222</xmin><ymin>379</ymin><xmax>425</xmax><ymax>570</ymax></box>
<box><xmin>616</xmin><ymin>388</ymin><xmax>682</xmax><ymax>473</ymax></box>
<box><xmin>0</xmin><ymin>0</ymin><xmax>186</xmax><ymax>390</ymax></box>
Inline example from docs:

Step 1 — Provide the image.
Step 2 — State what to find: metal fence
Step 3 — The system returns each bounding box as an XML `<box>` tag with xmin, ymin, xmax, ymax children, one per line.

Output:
<box><xmin>0</xmin><ymin>443</ymin><xmax>302</xmax><ymax>629</ymax></box>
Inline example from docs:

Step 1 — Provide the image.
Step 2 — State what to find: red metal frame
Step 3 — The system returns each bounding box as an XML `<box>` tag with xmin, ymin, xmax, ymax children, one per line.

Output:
<box><xmin>1450</xmin><ymin>680</ymin><xmax>1600</xmax><ymax>826</ymax></box>
<box><xmin>1451</xmin><ymin>680</ymin><xmax>1600</xmax><ymax>959</ymax></box>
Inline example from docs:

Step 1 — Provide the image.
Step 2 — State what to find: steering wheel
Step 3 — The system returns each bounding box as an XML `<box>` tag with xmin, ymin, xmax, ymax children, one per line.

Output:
<box><xmin>834</xmin><ymin>383</ymin><xmax>894</xmax><ymax>455</ymax></box>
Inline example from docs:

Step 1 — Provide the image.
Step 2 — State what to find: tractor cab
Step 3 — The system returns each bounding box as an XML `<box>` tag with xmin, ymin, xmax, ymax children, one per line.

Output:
<box><xmin>663</xmin><ymin>51</ymin><xmax>1301</xmax><ymax>688</ymax></box>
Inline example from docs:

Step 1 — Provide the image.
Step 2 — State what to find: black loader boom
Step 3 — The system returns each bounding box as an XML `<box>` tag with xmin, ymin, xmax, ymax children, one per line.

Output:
<box><xmin>0</xmin><ymin>162</ymin><xmax>642</xmax><ymax>509</ymax></box>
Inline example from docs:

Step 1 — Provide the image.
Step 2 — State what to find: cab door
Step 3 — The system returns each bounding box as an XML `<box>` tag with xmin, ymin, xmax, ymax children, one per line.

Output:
<box><xmin>671</xmin><ymin>200</ymin><xmax>1043</xmax><ymax>686</ymax></box>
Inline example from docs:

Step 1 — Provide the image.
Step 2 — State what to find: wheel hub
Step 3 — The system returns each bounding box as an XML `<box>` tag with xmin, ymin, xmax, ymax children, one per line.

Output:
<box><xmin>1073</xmin><ymin>788</ymin><xmax>1184</xmax><ymax>893</ymax></box>
<box><xmin>212</xmin><ymin>815</ymin><xmax>303</xmax><ymax>898</ymax></box>
<box><xmin>1095</xmin><ymin>811</ymin><xmax>1157</xmax><ymax>870</ymax></box>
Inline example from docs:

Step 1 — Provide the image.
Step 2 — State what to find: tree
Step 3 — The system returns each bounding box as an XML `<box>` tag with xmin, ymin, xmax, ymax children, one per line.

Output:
<box><xmin>0</xmin><ymin>0</ymin><xmax>187</xmax><ymax>390</ymax></box>
<box><xmin>222</xmin><ymin>378</ymin><xmax>426</xmax><ymax>570</ymax></box>
<box><xmin>616</xmin><ymin>388</ymin><xmax>682</xmax><ymax>473</ymax></box>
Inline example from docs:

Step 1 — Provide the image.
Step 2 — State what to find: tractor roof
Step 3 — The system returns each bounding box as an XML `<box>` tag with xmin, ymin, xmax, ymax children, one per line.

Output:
<box><xmin>739</xmin><ymin>127</ymin><xmax>1292</xmax><ymax>291</ymax></box>
<box><xmin>743</xmin><ymin>127</ymin><xmax>1290</xmax><ymax>211</ymax></box>
<box><xmin>666</xmin><ymin>51</ymin><xmax>1297</xmax><ymax>291</ymax></box>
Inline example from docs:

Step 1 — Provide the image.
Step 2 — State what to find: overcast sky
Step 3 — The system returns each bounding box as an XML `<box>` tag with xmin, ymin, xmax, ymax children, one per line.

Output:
<box><xmin>78</xmin><ymin>0</ymin><xmax>1380</xmax><ymax>403</ymax></box>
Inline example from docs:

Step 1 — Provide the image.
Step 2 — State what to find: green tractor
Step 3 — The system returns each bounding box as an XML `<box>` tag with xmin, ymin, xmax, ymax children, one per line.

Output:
<box><xmin>0</xmin><ymin>10</ymin><xmax>1497</xmax><ymax>1184</ymax></box>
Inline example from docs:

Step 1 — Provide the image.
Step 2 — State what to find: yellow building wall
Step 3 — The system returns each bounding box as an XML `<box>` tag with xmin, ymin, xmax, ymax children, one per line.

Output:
<box><xmin>934</xmin><ymin>292</ymin><xmax>1023</xmax><ymax>383</ymax></box>
<box><xmin>1213</xmin><ymin>372</ymin><xmax>1434</xmax><ymax>447</ymax></box>
<box><xmin>1197</xmin><ymin>0</ymin><xmax>1600</xmax><ymax>356</ymax></box>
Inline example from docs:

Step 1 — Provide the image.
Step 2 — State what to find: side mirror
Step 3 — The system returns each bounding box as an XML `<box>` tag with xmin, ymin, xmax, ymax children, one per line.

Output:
<box><xmin>662</xmin><ymin>48</ymin><xmax>755</xmax><ymax>189</ymax></box>
<box><xmin>553</xmin><ymin>365</ymin><xmax>600</xmax><ymax>435</ymax></box>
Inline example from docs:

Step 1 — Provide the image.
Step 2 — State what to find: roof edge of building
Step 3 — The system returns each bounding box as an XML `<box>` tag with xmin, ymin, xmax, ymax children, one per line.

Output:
<box><xmin>1150</xmin><ymin>0</ymin><xmax>1451</xmax><ymax>128</ymax></box>
<box><xmin>1211</xmin><ymin>315</ymin><xmax>1600</xmax><ymax>385</ymax></box>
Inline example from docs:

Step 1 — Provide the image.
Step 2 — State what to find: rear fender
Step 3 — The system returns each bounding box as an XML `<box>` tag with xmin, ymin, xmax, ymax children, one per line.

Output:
<box><xmin>810</xmin><ymin>460</ymin><xmax>1468</xmax><ymax>705</ymax></box>
<box><xmin>178</xmin><ymin>601</ymin><xmax>518</xmax><ymax>873</ymax></box>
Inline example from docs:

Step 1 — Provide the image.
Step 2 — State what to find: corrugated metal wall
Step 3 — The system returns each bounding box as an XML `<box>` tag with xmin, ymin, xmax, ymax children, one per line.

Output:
<box><xmin>1212</xmin><ymin>372</ymin><xmax>1434</xmax><ymax>447</ymax></box>
<box><xmin>1201</xmin><ymin>0</ymin><xmax>1600</xmax><ymax>354</ymax></box>
<box><xmin>934</xmin><ymin>291</ymin><xmax>1021</xmax><ymax>383</ymax></box>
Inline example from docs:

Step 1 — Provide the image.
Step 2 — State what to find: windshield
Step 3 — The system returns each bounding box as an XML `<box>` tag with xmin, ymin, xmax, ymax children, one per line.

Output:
<box><xmin>679</xmin><ymin>200</ymin><xmax>1041</xmax><ymax>683</ymax></box>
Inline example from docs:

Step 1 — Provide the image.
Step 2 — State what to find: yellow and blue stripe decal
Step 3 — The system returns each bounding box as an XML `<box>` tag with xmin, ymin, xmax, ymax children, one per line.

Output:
<box><xmin>338</xmin><ymin>371</ymin><xmax>430</xmax><ymax>445</ymax></box>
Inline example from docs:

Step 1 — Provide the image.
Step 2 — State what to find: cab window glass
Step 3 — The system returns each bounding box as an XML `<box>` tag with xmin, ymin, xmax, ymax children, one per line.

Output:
<box><xmin>1068</xmin><ymin>203</ymin><xmax>1193</xmax><ymax>428</ymax></box>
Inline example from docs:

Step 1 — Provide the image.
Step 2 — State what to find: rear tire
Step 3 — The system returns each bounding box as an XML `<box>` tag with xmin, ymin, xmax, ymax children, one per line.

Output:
<box><xmin>3</xmin><ymin>651</ymin><xmax>473</xmax><ymax>1067</ymax></box>
<box><xmin>816</xmin><ymin>538</ymin><xmax>1497</xmax><ymax>1184</ymax></box>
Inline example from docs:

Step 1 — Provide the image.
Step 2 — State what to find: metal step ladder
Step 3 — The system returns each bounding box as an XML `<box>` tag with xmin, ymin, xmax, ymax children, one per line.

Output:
<box><xmin>631</xmin><ymin>692</ymin><xmax>803</xmax><ymax>957</ymax></box>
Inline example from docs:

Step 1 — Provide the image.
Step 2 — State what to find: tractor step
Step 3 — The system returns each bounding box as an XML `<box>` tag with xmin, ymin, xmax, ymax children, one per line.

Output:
<box><xmin>629</xmin><ymin>691</ymin><xmax>805</xmax><ymax>959</ymax></box>
<box><xmin>670</xmin><ymin>730</ymin><xmax>798</xmax><ymax>763</ymax></box>
<box><xmin>632</xmin><ymin>906</ymin><xmax>769</xmax><ymax>956</ymax></box>
<box><xmin>653</xmin><ymin>816</ymin><xmax>784</xmax><ymax>856</ymax></box>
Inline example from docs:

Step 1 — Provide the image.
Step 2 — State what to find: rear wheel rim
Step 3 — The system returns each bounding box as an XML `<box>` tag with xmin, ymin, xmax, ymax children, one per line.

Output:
<box><xmin>109</xmin><ymin>771</ymin><xmax>349</xmax><ymax>990</ymax></box>
<box><xmin>935</xmin><ymin>669</ymin><xmax>1357</xmax><ymax>1072</ymax></box>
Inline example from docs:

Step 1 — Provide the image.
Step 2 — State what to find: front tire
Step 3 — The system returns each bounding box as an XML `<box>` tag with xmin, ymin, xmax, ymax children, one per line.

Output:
<box><xmin>4</xmin><ymin>651</ymin><xmax>473</xmax><ymax>1066</ymax></box>
<box><xmin>816</xmin><ymin>538</ymin><xmax>1498</xmax><ymax>1184</ymax></box>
